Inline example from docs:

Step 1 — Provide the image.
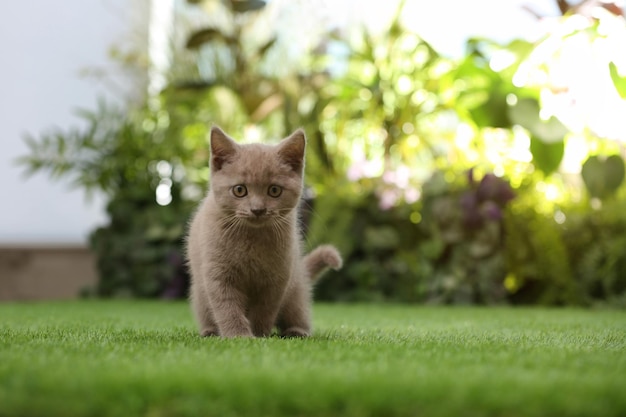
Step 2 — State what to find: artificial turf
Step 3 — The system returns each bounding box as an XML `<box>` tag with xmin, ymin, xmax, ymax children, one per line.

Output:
<box><xmin>0</xmin><ymin>301</ymin><xmax>624</xmax><ymax>417</ymax></box>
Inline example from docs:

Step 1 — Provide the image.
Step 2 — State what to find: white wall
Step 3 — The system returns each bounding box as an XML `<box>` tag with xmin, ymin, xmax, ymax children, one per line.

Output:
<box><xmin>0</xmin><ymin>0</ymin><xmax>147</xmax><ymax>244</ymax></box>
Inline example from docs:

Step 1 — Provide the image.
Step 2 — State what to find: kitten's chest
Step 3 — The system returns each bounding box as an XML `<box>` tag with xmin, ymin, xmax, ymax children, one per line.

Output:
<box><xmin>223</xmin><ymin>230</ymin><xmax>295</xmax><ymax>287</ymax></box>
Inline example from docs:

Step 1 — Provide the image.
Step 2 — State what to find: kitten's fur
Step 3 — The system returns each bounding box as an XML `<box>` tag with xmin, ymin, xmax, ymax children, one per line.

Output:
<box><xmin>186</xmin><ymin>127</ymin><xmax>342</xmax><ymax>338</ymax></box>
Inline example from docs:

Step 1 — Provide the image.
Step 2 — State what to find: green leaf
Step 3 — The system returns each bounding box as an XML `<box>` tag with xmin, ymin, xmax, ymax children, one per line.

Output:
<box><xmin>470</xmin><ymin>89</ymin><xmax>510</xmax><ymax>128</ymax></box>
<box><xmin>364</xmin><ymin>226</ymin><xmax>400</xmax><ymax>252</ymax></box>
<box><xmin>581</xmin><ymin>154</ymin><xmax>626</xmax><ymax>199</ymax></box>
<box><xmin>230</xmin><ymin>0</ymin><xmax>266</xmax><ymax>13</ymax></box>
<box><xmin>508</xmin><ymin>98</ymin><xmax>568</xmax><ymax>143</ymax></box>
<box><xmin>530</xmin><ymin>136</ymin><xmax>564</xmax><ymax>176</ymax></box>
<box><xmin>609</xmin><ymin>62</ymin><xmax>626</xmax><ymax>99</ymax></box>
<box><xmin>257</xmin><ymin>36</ymin><xmax>277</xmax><ymax>57</ymax></box>
<box><xmin>453</xmin><ymin>55</ymin><xmax>511</xmax><ymax>128</ymax></box>
<box><xmin>581</xmin><ymin>156</ymin><xmax>604</xmax><ymax>198</ymax></box>
<box><xmin>605</xmin><ymin>155</ymin><xmax>626</xmax><ymax>193</ymax></box>
<box><xmin>185</xmin><ymin>28</ymin><xmax>235</xmax><ymax>50</ymax></box>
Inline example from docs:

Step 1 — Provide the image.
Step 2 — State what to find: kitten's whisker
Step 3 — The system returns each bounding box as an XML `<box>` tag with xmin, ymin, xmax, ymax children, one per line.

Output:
<box><xmin>298</xmin><ymin>199</ymin><xmax>329</xmax><ymax>232</ymax></box>
<box><xmin>220</xmin><ymin>213</ymin><xmax>244</xmax><ymax>237</ymax></box>
<box><xmin>223</xmin><ymin>222</ymin><xmax>236</xmax><ymax>236</ymax></box>
<box><xmin>271</xmin><ymin>220</ymin><xmax>282</xmax><ymax>238</ymax></box>
<box><xmin>276</xmin><ymin>219</ymin><xmax>294</xmax><ymax>242</ymax></box>
<box><xmin>272</xmin><ymin>218</ymin><xmax>289</xmax><ymax>239</ymax></box>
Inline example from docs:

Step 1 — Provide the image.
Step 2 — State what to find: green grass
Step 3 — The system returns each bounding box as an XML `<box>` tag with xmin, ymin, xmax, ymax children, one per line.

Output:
<box><xmin>0</xmin><ymin>301</ymin><xmax>625</xmax><ymax>417</ymax></box>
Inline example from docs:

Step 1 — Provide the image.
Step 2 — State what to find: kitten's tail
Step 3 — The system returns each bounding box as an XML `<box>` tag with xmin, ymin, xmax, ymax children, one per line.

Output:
<box><xmin>303</xmin><ymin>245</ymin><xmax>343</xmax><ymax>282</ymax></box>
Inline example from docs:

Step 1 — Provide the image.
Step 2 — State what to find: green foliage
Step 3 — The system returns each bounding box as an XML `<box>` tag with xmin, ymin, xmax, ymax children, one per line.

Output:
<box><xmin>180</xmin><ymin>0</ymin><xmax>280</xmax><ymax>119</ymax></box>
<box><xmin>19</xmin><ymin>0</ymin><xmax>320</xmax><ymax>298</ymax></box>
<box><xmin>508</xmin><ymin>98</ymin><xmax>568</xmax><ymax>143</ymax></box>
<box><xmin>449</xmin><ymin>38</ymin><xmax>532</xmax><ymax>130</ymax></box>
<box><xmin>528</xmin><ymin>138</ymin><xmax>565</xmax><ymax>176</ymax></box>
<box><xmin>581</xmin><ymin>154</ymin><xmax>625</xmax><ymax>199</ymax></box>
<box><xmin>310</xmin><ymin>170</ymin><xmax>519</xmax><ymax>305</ymax></box>
<box><xmin>308</xmin><ymin>184</ymin><xmax>428</xmax><ymax>302</ymax></box>
<box><xmin>563</xmin><ymin>198</ymin><xmax>626</xmax><ymax>306</ymax></box>
<box><xmin>18</xmin><ymin>1</ymin><xmax>626</xmax><ymax>305</ymax></box>
<box><xmin>609</xmin><ymin>61</ymin><xmax>626</xmax><ymax>99</ymax></box>
<box><xmin>503</xmin><ymin>189</ymin><xmax>579</xmax><ymax>305</ymax></box>
<box><xmin>313</xmin><ymin>11</ymin><xmax>452</xmax><ymax>181</ymax></box>
<box><xmin>507</xmin><ymin>97</ymin><xmax>568</xmax><ymax>175</ymax></box>
<box><xmin>20</xmin><ymin>103</ymin><xmax>196</xmax><ymax>297</ymax></box>
<box><xmin>89</xmin><ymin>185</ymin><xmax>191</xmax><ymax>297</ymax></box>
<box><xmin>419</xmin><ymin>170</ymin><xmax>516</xmax><ymax>304</ymax></box>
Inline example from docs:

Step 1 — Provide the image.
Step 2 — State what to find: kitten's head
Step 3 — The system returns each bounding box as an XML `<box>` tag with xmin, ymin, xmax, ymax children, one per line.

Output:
<box><xmin>209</xmin><ymin>126</ymin><xmax>305</xmax><ymax>228</ymax></box>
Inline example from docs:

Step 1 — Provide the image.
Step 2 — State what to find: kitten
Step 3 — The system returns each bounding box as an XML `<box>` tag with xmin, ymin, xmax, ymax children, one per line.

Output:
<box><xmin>186</xmin><ymin>126</ymin><xmax>342</xmax><ymax>338</ymax></box>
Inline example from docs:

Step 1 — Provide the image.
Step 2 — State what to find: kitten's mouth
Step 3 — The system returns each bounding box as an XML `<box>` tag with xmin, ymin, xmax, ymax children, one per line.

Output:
<box><xmin>244</xmin><ymin>215</ymin><xmax>272</xmax><ymax>227</ymax></box>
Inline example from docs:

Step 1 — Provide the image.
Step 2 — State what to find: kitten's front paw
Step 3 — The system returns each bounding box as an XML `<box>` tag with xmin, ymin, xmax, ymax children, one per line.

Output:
<box><xmin>200</xmin><ymin>328</ymin><xmax>219</xmax><ymax>337</ymax></box>
<box><xmin>281</xmin><ymin>327</ymin><xmax>310</xmax><ymax>338</ymax></box>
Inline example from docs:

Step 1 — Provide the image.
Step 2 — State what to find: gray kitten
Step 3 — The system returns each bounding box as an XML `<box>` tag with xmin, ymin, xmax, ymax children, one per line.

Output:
<box><xmin>186</xmin><ymin>127</ymin><xmax>342</xmax><ymax>338</ymax></box>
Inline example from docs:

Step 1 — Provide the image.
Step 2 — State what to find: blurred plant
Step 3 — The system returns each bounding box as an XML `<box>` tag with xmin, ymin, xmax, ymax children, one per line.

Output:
<box><xmin>174</xmin><ymin>0</ymin><xmax>332</xmax><ymax>139</ymax></box>
<box><xmin>420</xmin><ymin>169</ymin><xmax>516</xmax><ymax>304</ymax></box>
<box><xmin>308</xmin><ymin>0</ymin><xmax>626</xmax><ymax>306</ymax></box>
<box><xmin>308</xmin><ymin>182</ymin><xmax>430</xmax><ymax>302</ymax></box>
<box><xmin>19</xmin><ymin>103</ymin><xmax>196</xmax><ymax>297</ymax></box>
<box><xmin>312</xmin><ymin>2</ymin><xmax>454</xmax><ymax>196</ymax></box>
<box><xmin>581</xmin><ymin>154</ymin><xmax>625</xmax><ymax>199</ymax></box>
<box><xmin>311</xmin><ymin>168</ymin><xmax>518</xmax><ymax>305</ymax></box>
<box><xmin>503</xmin><ymin>187</ymin><xmax>580</xmax><ymax>305</ymax></box>
<box><xmin>180</xmin><ymin>0</ymin><xmax>285</xmax><ymax>126</ymax></box>
<box><xmin>161</xmin><ymin>0</ymin><xmax>337</xmax><ymax>183</ymax></box>
<box><xmin>18</xmin><ymin>0</ymin><xmax>626</xmax><ymax>306</ymax></box>
<box><xmin>563</xmin><ymin>197</ymin><xmax>626</xmax><ymax>306</ymax></box>
<box><xmin>18</xmin><ymin>0</ymin><xmax>331</xmax><ymax>298</ymax></box>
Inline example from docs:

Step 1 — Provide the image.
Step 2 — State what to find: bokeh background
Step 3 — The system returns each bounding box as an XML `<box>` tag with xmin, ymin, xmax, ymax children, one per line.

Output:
<box><xmin>1</xmin><ymin>0</ymin><xmax>625</xmax><ymax>306</ymax></box>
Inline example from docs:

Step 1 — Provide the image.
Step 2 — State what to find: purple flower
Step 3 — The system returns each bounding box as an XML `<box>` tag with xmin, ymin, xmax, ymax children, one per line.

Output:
<box><xmin>480</xmin><ymin>200</ymin><xmax>503</xmax><ymax>221</ymax></box>
<box><xmin>460</xmin><ymin>191</ymin><xmax>483</xmax><ymax>229</ymax></box>
<box><xmin>476</xmin><ymin>174</ymin><xmax>515</xmax><ymax>206</ymax></box>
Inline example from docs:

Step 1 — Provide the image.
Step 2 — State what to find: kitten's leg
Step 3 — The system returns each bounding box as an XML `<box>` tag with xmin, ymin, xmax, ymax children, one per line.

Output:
<box><xmin>248</xmin><ymin>305</ymin><xmax>278</xmax><ymax>337</ymax></box>
<box><xmin>248</xmin><ymin>290</ymin><xmax>285</xmax><ymax>337</ymax></box>
<box><xmin>208</xmin><ymin>281</ymin><xmax>253</xmax><ymax>338</ymax></box>
<box><xmin>190</xmin><ymin>279</ymin><xmax>219</xmax><ymax>336</ymax></box>
<box><xmin>277</xmin><ymin>279</ymin><xmax>312</xmax><ymax>338</ymax></box>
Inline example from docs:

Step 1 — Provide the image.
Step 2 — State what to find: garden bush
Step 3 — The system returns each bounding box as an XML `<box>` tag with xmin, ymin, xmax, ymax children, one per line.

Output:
<box><xmin>19</xmin><ymin>0</ymin><xmax>626</xmax><ymax>305</ymax></box>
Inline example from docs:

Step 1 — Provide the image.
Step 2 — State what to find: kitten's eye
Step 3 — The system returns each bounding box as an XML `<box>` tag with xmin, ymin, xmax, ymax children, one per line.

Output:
<box><xmin>232</xmin><ymin>185</ymin><xmax>248</xmax><ymax>198</ymax></box>
<box><xmin>268</xmin><ymin>185</ymin><xmax>282</xmax><ymax>198</ymax></box>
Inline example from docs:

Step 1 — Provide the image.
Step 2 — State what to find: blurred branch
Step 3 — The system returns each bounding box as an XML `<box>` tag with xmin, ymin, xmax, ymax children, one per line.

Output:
<box><xmin>524</xmin><ymin>0</ymin><xmax>624</xmax><ymax>18</ymax></box>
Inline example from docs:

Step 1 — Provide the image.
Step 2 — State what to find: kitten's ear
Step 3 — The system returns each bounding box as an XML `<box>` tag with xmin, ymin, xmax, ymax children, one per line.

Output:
<box><xmin>277</xmin><ymin>129</ymin><xmax>306</xmax><ymax>173</ymax></box>
<box><xmin>210</xmin><ymin>126</ymin><xmax>237</xmax><ymax>171</ymax></box>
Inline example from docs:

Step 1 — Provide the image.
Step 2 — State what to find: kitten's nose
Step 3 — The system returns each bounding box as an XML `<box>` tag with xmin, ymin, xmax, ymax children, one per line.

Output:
<box><xmin>251</xmin><ymin>208</ymin><xmax>267</xmax><ymax>217</ymax></box>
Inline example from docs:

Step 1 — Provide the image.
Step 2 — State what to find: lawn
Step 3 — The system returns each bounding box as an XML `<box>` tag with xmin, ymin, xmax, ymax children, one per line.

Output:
<box><xmin>0</xmin><ymin>301</ymin><xmax>624</xmax><ymax>417</ymax></box>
